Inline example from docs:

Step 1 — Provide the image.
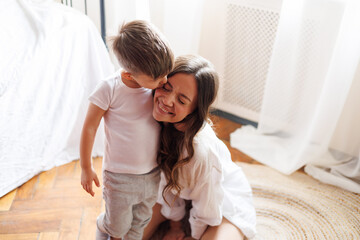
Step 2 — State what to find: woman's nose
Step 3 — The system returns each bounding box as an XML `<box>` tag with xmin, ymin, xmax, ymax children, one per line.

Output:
<box><xmin>162</xmin><ymin>93</ymin><xmax>174</xmax><ymax>107</ymax></box>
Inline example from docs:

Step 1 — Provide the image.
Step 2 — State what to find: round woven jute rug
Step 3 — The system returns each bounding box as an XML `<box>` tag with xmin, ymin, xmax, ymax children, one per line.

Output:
<box><xmin>237</xmin><ymin>162</ymin><xmax>360</xmax><ymax>240</ymax></box>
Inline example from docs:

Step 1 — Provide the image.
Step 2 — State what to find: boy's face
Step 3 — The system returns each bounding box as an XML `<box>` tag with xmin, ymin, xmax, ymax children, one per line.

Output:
<box><xmin>131</xmin><ymin>73</ymin><xmax>167</xmax><ymax>89</ymax></box>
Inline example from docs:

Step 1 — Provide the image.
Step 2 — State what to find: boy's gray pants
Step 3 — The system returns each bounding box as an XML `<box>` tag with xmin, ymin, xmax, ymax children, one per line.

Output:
<box><xmin>96</xmin><ymin>167</ymin><xmax>160</xmax><ymax>240</ymax></box>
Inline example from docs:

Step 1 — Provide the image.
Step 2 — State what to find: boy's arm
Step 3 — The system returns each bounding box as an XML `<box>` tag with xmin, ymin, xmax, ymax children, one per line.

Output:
<box><xmin>80</xmin><ymin>103</ymin><xmax>106</xmax><ymax>196</ymax></box>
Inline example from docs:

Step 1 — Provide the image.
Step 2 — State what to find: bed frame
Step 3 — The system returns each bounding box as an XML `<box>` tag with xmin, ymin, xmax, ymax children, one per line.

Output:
<box><xmin>59</xmin><ymin>0</ymin><xmax>106</xmax><ymax>44</ymax></box>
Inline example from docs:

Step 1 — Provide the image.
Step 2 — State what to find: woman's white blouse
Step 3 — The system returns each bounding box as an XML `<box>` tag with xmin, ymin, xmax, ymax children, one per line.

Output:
<box><xmin>157</xmin><ymin>123</ymin><xmax>257</xmax><ymax>239</ymax></box>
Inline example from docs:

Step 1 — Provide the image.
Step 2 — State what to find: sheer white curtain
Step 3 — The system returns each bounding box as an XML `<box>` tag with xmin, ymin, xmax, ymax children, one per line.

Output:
<box><xmin>230</xmin><ymin>0</ymin><xmax>360</xmax><ymax>193</ymax></box>
<box><xmin>104</xmin><ymin>0</ymin><xmax>205</xmax><ymax>67</ymax></box>
<box><xmin>0</xmin><ymin>0</ymin><xmax>114</xmax><ymax>197</ymax></box>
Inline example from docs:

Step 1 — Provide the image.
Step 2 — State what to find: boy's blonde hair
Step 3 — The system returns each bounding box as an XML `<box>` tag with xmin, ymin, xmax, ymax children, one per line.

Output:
<box><xmin>111</xmin><ymin>20</ymin><xmax>174</xmax><ymax>79</ymax></box>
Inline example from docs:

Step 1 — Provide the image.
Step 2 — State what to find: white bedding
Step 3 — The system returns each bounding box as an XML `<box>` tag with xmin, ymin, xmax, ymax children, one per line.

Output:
<box><xmin>0</xmin><ymin>0</ymin><xmax>114</xmax><ymax>197</ymax></box>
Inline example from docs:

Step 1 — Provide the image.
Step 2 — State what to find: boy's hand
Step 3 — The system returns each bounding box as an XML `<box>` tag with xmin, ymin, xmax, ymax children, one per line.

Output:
<box><xmin>81</xmin><ymin>168</ymin><xmax>100</xmax><ymax>197</ymax></box>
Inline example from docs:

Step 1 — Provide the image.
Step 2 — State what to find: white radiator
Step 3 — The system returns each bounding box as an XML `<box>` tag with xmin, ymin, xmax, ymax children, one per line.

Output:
<box><xmin>200</xmin><ymin>0</ymin><xmax>282</xmax><ymax>123</ymax></box>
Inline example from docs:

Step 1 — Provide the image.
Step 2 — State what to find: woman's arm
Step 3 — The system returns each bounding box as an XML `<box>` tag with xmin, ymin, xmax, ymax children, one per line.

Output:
<box><xmin>144</xmin><ymin>173</ymin><xmax>187</xmax><ymax>239</ymax></box>
<box><xmin>187</xmin><ymin>152</ymin><xmax>224</xmax><ymax>239</ymax></box>
<box><xmin>143</xmin><ymin>203</ymin><xmax>167</xmax><ymax>240</ymax></box>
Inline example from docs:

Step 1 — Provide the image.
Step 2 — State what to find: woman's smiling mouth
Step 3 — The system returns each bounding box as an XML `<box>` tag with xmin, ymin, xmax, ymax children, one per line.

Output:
<box><xmin>158</xmin><ymin>101</ymin><xmax>173</xmax><ymax>115</ymax></box>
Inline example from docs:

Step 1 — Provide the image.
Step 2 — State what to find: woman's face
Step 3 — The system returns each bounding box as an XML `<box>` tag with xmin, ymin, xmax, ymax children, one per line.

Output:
<box><xmin>153</xmin><ymin>73</ymin><xmax>198</xmax><ymax>124</ymax></box>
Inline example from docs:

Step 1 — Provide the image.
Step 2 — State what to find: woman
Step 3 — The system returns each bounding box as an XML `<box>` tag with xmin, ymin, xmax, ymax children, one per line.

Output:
<box><xmin>144</xmin><ymin>55</ymin><xmax>256</xmax><ymax>240</ymax></box>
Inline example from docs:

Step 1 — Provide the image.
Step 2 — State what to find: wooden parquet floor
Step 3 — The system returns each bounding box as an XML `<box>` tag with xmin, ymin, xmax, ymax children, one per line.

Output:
<box><xmin>0</xmin><ymin>115</ymin><xmax>257</xmax><ymax>240</ymax></box>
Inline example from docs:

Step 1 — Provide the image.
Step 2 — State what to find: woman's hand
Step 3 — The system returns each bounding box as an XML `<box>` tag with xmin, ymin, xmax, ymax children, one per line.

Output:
<box><xmin>162</xmin><ymin>229</ymin><xmax>186</xmax><ymax>240</ymax></box>
<box><xmin>162</xmin><ymin>221</ymin><xmax>186</xmax><ymax>240</ymax></box>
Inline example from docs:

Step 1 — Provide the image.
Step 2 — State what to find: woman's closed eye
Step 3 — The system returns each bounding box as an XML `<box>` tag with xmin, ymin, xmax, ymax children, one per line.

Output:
<box><xmin>162</xmin><ymin>81</ymin><xmax>191</xmax><ymax>105</ymax></box>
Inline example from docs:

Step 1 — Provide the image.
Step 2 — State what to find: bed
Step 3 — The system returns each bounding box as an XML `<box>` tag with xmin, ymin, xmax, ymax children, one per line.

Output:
<box><xmin>0</xmin><ymin>0</ymin><xmax>114</xmax><ymax>197</ymax></box>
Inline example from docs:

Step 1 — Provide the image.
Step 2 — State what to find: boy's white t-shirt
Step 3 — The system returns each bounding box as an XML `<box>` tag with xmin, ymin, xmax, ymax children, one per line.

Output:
<box><xmin>89</xmin><ymin>70</ymin><xmax>160</xmax><ymax>174</ymax></box>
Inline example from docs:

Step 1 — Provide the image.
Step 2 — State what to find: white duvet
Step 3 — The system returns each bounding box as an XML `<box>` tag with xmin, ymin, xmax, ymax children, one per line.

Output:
<box><xmin>0</xmin><ymin>0</ymin><xmax>114</xmax><ymax>197</ymax></box>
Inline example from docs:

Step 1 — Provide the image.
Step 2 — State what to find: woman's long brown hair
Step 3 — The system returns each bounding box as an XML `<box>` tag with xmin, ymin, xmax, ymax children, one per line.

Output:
<box><xmin>157</xmin><ymin>55</ymin><xmax>219</xmax><ymax>205</ymax></box>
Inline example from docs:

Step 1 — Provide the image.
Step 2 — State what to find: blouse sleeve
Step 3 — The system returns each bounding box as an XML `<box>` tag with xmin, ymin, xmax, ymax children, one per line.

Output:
<box><xmin>188</xmin><ymin>148</ymin><xmax>224</xmax><ymax>239</ymax></box>
<box><xmin>157</xmin><ymin>172</ymin><xmax>186</xmax><ymax>221</ymax></box>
